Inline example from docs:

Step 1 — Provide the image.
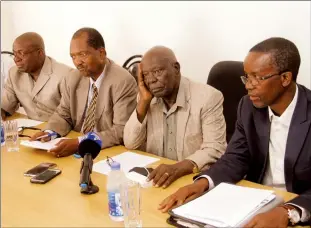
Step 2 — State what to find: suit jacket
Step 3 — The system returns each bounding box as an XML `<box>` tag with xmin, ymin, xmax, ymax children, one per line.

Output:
<box><xmin>45</xmin><ymin>59</ymin><xmax>138</xmax><ymax>149</ymax></box>
<box><xmin>200</xmin><ymin>84</ymin><xmax>311</xmax><ymax>216</ymax></box>
<box><xmin>1</xmin><ymin>57</ymin><xmax>73</xmax><ymax>121</ymax></box>
<box><xmin>123</xmin><ymin>77</ymin><xmax>227</xmax><ymax>170</ymax></box>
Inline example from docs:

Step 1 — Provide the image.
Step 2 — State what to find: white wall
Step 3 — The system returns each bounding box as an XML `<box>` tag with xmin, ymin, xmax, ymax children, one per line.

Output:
<box><xmin>2</xmin><ymin>1</ymin><xmax>311</xmax><ymax>88</ymax></box>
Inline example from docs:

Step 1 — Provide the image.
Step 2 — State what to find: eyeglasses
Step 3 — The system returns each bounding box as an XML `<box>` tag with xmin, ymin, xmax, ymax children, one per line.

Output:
<box><xmin>13</xmin><ymin>48</ymin><xmax>40</xmax><ymax>59</ymax></box>
<box><xmin>106</xmin><ymin>156</ymin><xmax>115</xmax><ymax>167</ymax></box>
<box><xmin>18</xmin><ymin>126</ymin><xmax>41</xmax><ymax>138</ymax></box>
<box><xmin>240</xmin><ymin>73</ymin><xmax>282</xmax><ymax>86</ymax></box>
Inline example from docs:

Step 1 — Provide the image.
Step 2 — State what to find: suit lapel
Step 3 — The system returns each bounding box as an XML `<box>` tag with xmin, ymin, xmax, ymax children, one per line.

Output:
<box><xmin>95</xmin><ymin>59</ymin><xmax>110</xmax><ymax>121</ymax></box>
<box><xmin>176</xmin><ymin>78</ymin><xmax>191</xmax><ymax>161</ymax></box>
<box><xmin>284</xmin><ymin>86</ymin><xmax>310</xmax><ymax>192</ymax></box>
<box><xmin>31</xmin><ymin>57</ymin><xmax>52</xmax><ymax>99</ymax></box>
<box><xmin>253</xmin><ymin>107</ymin><xmax>271</xmax><ymax>183</ymax></box>
<box><xmin>149</xmin><ymin>99</ymin><xmax>165</xmax><ymax>157</ymax></box>
<box><xmin>76</xmin><ymin>76</ymin><xmax>90</xmax><ymax>126</ymax></box>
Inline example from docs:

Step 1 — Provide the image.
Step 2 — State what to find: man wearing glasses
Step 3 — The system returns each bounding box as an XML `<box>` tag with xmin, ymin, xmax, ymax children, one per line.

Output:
<box><xmin>159</xmin><ymin>37</ymin><xmax>311</xmax><ymax>227</ymax></box>
<box><xmin>1</xmin><ymin>32</ymin><xmax>74</xmax><ymax>121</ymax></box>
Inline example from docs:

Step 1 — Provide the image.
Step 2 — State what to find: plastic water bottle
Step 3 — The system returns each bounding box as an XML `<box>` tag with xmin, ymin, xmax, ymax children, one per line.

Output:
<box><xmin>1</xmin><ymin>122</ymin><xmax>5</xmax><ymax>146</ymax></box>
<box><xmin>107</xmin><ymin>161</ymin><xmax>126</xmax><ymax>222</ymax></box>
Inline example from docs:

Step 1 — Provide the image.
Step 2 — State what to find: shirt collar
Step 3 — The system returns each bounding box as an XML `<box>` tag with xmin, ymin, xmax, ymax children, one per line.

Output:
<box><xmin>268</xmin><ymin>85</ymin><xmax>299</xmax><ymax>124</ymax></box>
<box><xmin>89</xmin><ymin>66</ymin><xmax>106</xmax><ymax>89</ymax></box>
<box><xmin>159</xmin><ymin>78</ymin><xmax>187</xmax><ymax>109</ymax></box>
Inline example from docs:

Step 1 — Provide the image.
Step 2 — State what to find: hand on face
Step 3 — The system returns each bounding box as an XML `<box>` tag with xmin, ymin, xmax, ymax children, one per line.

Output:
<box><xmin>138</xmin><ymin>63</ymin><xmax>153</xmax><ymax>103</ymax></box>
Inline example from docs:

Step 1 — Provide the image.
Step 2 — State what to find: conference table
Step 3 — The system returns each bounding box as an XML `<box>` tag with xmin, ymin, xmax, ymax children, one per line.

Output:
<box><xmin>1</xmin><ymin>114</ymin><xmax>305</xmax><ymax>227</ymax></box>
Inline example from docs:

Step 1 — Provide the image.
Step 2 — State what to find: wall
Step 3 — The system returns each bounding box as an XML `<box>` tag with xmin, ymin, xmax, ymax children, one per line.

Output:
<box><xmin>1</xmin><ymin>1</ymin><xmax>310</xmax><ymax>88</ymax></box>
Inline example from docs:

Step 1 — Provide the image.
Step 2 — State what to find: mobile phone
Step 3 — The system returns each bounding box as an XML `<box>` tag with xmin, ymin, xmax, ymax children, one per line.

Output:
<box><xmin>24</xmin><ymin>162</ymin><xmax>57</xmax><ymax>177</ymax></box>
<box><xmin>30</xmin><ymin>169</ymin><xmax>62</xmax><ymax>184</ymax></box>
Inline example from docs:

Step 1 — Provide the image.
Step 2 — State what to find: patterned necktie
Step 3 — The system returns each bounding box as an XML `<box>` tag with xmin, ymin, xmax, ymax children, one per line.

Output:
<box><xmin>82</xmin><ymin>83</ymin><xmax>98</xmax><ymax>134</ymax></box>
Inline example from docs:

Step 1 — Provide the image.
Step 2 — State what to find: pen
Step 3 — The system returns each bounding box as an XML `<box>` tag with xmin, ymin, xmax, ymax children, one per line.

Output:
<box><xmin>36</xmin><ymin>132</ymin><xmax>57</xmax><ymax>140</ymax></box>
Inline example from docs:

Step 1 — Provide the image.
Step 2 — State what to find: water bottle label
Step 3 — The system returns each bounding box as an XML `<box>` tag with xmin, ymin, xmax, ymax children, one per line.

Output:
<box><xmin>108</xmin><ymin>192</ymin><xmax>123</xmax><ymax>217</ymax></box>
<box><xmin>1</xmin><ymin>124</ymin><xmax>4</xmax><ymax>144</ymax></box>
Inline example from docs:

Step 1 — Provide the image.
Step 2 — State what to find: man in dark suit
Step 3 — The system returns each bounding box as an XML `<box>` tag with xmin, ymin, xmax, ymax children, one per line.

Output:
<box><xmin>158</xmin><ymin>37</ymin><xmax>311</xmax><ymax>227</ymax></box>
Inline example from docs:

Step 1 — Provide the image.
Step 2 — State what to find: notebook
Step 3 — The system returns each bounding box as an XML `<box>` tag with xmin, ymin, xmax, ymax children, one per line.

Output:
<box><xmin>169</xmin><ymin>182</ymin><xmax>284</xmax><ymax>227</ymax></box>
<box><xmin>93</xmin><ymin>151</ymin><xmax>159</xmax><ymax>187</ymax></box>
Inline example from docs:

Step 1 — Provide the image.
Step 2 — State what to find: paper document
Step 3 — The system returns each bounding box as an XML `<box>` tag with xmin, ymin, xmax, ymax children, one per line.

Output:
<box><xmin>93</xmin><ymin>151</ymin><xmax>159</xmax><ymax>176</ymax></box>
<box><xmin>20</xmin><ymin>138</ymin><xmax>67</xmax><ymax>151</ymax></box>
<box><xmin>172</xmin><ymin>183</ymin><xmax>276</xmax><ymax>227</ymax></box>
<box><xmin>17</xmin><ymin>119</ymin><xmax>43</xmax><ymax>128</ymax></box>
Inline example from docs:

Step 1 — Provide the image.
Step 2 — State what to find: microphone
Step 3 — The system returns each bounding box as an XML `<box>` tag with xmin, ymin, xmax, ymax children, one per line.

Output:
<box><xmin>78</xmin><ymin>132</ymin><xmax>102</xmax><ymax>194</ymax></box>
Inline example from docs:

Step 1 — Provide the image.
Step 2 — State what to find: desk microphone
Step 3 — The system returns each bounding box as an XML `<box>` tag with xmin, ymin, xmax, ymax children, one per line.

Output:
<box><xmin>78</xmin><ymin>132</ymin><xmax>102</xmax><ymax>194</ymax></box>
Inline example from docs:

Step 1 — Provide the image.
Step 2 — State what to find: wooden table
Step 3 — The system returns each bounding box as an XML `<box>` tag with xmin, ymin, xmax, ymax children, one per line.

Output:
<box><xmin>1</xmin><ymin>115</ymin><xmax>302</xmax><ymax>227</ymax></box>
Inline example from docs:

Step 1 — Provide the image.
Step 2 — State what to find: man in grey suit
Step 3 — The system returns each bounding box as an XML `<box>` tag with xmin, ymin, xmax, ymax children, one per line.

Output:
<box><xmin>1</xmin><ymin>32</ymin><xmax>73</xmax><ymax>121</ymax></box>
<box><xmin>124</xmin><ymin>46</ymin><xmax>226</xmax><ymax>188</ymax></box>
<box><xmin>31</xmin><ymin>28</ymin><xmax>137</xmax><ymax>157</ymax></box>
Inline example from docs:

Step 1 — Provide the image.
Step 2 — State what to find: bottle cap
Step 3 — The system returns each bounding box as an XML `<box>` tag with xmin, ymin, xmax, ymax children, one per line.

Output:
<box><xmin>110</xmin><ymin>161</ymin><xmax>121</xmax><ymax>170</ymax></box>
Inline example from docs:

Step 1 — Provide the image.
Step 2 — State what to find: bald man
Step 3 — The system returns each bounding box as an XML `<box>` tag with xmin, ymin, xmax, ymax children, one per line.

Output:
<box><xmin>1</xmin><ymin>32</ymin><xmax>74</xmax><ymax>121</ymax></box>
<box><xmin>123</xmin><ymin>46</ymin><xmax>227</xmax><ymax>188</ymax></box>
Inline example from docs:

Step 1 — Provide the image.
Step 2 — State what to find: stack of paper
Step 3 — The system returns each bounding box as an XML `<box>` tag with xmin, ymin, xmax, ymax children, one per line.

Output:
<box><xmin>172</xmin><ymin>183</ymin><xmax>276</xmax><ymax>227</ymax></box>
<box><xmin>17</xmin><ymin>119</ymin><xmax>43</xmax><ymax>128</ymax></box>
<box><xmin>20</xmin><ymin>138</ymin><xmax>66</xmax><ymax>151</ymax></box>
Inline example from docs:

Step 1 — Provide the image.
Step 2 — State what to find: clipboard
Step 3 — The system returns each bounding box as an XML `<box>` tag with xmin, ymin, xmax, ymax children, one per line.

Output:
<box><xmin>167</xmin><ymin>188</ymin><xmax>284</xmax><ymax>227</ymax></box>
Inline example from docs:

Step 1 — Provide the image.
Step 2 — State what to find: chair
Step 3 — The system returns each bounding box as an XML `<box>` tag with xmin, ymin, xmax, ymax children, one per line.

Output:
<box><xmin>122</xmin><ymin>55</ymin><xmax>142</xmax><ymax>83</ymax></box>
<box><xmin>207</xmin><ymin>61</ymin><xmax>247</xmax><ymax>143</ymax></box>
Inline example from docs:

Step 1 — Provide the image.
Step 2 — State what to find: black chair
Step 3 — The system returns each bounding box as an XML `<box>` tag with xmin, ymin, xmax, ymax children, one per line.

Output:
<box><xmin>123</xmin><ymin>55</ymin><xmax>142</xmax><ymax>83</ymax></box>
<box><xmin>207</xmin><ymin>61</ymin><xmax>247</xmax><ymax>143</ymax></box>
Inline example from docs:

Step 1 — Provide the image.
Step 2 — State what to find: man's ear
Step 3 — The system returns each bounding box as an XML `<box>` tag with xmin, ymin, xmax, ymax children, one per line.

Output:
<box><xmin>281</xmin><ymin>71</ymin><xmax>292</xmax><ymax>87</ymax></box>
<box><xmin>99</xmin><ymin>47</ymin><xmax>106</xmax><ymax>59</ymax></box>
<box><xmin>173</xmin><ymin>62</ymin><xmax>180</xmax><ymax>74</ymax></box>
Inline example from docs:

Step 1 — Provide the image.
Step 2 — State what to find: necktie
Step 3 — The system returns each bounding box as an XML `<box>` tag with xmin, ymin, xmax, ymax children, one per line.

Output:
<box><xmin>82</xmin><ymin>83</ymin><xmax>98</xmax><ymax>134</ymax></box>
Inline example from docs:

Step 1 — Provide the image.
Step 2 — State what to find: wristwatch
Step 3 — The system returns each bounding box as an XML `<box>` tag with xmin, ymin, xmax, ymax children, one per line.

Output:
<box><xmin>280</xmin><ymin>205</ymin><xmax>301</xmax><ymax>225</ymax></box>
<box><xmin>187</xmin><ymin>160</ymin><xmax>199</xmax><ymax>174</ymax></box>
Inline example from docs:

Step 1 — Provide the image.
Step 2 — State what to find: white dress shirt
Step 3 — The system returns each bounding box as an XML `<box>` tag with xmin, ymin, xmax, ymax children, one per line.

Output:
<box><xmin>198</xmin><ymin>85</ymin><xmax>310</xmax><ymax>222</ymax></box>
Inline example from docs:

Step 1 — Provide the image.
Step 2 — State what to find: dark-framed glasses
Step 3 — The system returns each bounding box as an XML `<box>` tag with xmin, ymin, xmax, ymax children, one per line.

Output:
<box><xmin>13</xmin><ymin>48</ymin><xmax>40</xmax><ymax>59</ymax></box>
<box><xmin>240</xmin><ymin>73</ymin><xmax>282</xmax><ymax>86</ymax></box>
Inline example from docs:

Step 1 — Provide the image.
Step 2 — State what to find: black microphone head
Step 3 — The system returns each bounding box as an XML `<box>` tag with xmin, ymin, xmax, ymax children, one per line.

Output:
<box><xmin>78</xmin><ymin>132</ymin><xmax>102</xmax><ymax>159</ymax></box>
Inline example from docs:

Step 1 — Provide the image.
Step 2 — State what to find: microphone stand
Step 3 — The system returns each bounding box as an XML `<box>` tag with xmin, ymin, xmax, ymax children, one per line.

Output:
<box><xmin>80</xmin><ymin>178</ymin><xmax>99</xmax><ymax>195</ymax></box>
<box><xmin>79</xmin><ymin>157</ymin><xmax>99</xmax><ymax>195</ymax></box>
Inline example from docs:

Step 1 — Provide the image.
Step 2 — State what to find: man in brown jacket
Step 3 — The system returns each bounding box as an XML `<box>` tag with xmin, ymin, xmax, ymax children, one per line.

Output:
<box><xmin>31</xmin><ymin>28</ymin><xmax>137</xmax><ymax>157</ymax></box>
<box><xmin>1</xmin><ymin>32</ymin><xmax>73</xmax><ymax>121</ymax></box>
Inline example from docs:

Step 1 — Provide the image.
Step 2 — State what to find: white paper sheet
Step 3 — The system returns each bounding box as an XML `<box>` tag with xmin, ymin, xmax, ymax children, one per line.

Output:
<box><xmin>16</xmin><ymin>119</ymin><xmax>43</xmax><ymax>128</ymax></box>
<box><xmin>20</xmin><ymin>138</ymin><xmax>67</xmax><ymax>151</ymax></box>
<box><xmin>172</xmin><ymin>183</ymin><xmax>275</xmax><ymax>227</ymax></box>
<box><xmin>93</xmin><ymin>151</ymin><xmax>159</xmax><ymax>175</ymax></box>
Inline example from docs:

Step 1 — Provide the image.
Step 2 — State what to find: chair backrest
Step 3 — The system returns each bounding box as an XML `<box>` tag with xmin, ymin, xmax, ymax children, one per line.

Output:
<box><xmin>122</xmin><ymin>55</ymin><xmax>142</xmax><ymax>83</ymax></box>
<box><xmin>207</xmin><ymin>61</ymin><xmax>247</xmax><ymax>143</ymax></box>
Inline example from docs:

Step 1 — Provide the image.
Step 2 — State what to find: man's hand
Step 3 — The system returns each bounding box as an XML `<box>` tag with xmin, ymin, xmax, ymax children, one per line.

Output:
<box><xmin>243</xmin><ymin>206</ymin><xmax>289</xmax><ymax>228</ymax></box>
<box><xmin>49</xmin><ymin>138</ymin><xmax>79</xmax><ymax>158</ymax></box>
<box><xmin>30</xmin><ymin>131</ymin><xmax>51</xmax><ymax>142</ymax></box>
<box><xmin>158</xmin><ymin>178</ymin><xmax>209</xmax><ymax>213</ymax></box>
<box><xmin>136</xmin><ymin>63</ymin><xmax>153</xmax><ymax>123</ymax></box>
<box><xmin>147</xmin><ymin>160</ymin><xmax>195</xmax><ymax>189</ymax></box>
<box><xmin>138</xmin><ymin>63</ymin><xmax>153</xmax><ymax>103</ymax></box>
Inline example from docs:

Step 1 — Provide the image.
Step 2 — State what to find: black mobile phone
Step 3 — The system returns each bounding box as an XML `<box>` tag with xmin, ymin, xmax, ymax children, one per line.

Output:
<box><xmin>30</xmin><ymin>169</ymin><xmax>62</xmax><ymax>184</ymax></box>
<box><xmin>128</xmin><ymin>167</ymin><xmax>154</xmax><ymax>177</ymax></box>
<box><xmin>24</xmin><ymin>162</ymin><xmax>57</xmax><ymax>177</ymax></box>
